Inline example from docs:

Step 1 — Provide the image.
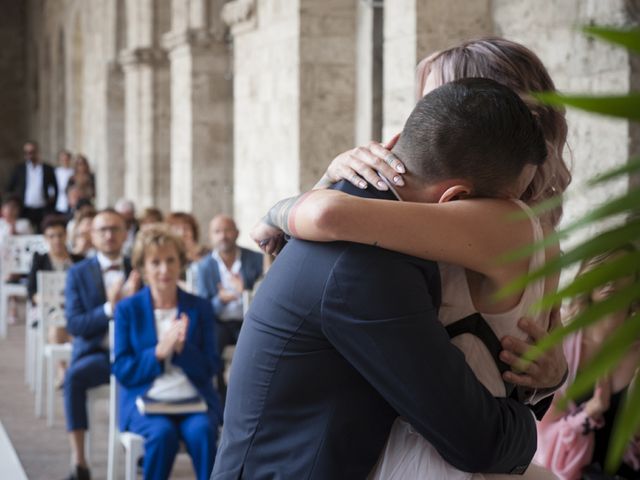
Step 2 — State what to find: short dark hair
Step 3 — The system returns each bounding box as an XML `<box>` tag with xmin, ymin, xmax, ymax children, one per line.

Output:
<box><xmin>41</xmin><ymin>214</ymin><xmax>68</xmax><ymax>232</ymax></box>
<box><xmin>394</xmin><ymin>77</ymin><xmax>547</xmax><ymax>197</ymax></box>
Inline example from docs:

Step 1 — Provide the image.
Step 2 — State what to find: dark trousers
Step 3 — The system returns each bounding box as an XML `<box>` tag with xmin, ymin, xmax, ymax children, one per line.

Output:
<box><xmin>215</xmin><ymin>319</ymin><xmax>243</xmax><ymax>405</ymax></box>
<box><xmin>22</xmin><ymin>206</ymin><xmax>49</xmax><ymax>233</ymax></box>
<box><xmin>64</xmin><ymin>351</ymin><xmax>110</xmax><ymax>431</ymax></box>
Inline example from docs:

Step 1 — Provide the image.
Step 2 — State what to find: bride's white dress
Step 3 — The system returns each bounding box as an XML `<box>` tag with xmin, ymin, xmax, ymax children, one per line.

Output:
<box><xmin>369</xmin><ymin>201</ymin><xmax>557</xmax><ymax>480</ymax></box>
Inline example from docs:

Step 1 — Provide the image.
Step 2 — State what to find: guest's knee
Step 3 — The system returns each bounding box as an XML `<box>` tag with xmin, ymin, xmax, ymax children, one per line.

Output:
<box><xmin>147</xmin><ymin>421</ymin><xmax>180</xmax><ymax>451</ymax></box>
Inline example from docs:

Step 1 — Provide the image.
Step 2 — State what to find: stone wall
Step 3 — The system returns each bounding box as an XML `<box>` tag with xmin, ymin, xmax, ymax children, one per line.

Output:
<box><xmin>16</xmin><ymin>0</ymin><xmax>639</xmax><ymax>255</ymax></box>
<box><xmin>0</xmin><ymin>0</ymin><xmax>27</xmax><ymax>188</ymax></box>
<box><xmin>493</xmin><ymin>0</ymin><xmax>632</xmax><ymax>245</ymax></box>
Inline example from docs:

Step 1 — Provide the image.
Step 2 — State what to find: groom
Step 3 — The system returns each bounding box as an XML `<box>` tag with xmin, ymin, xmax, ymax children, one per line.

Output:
<box><xmin>212</xmin><ymin>79</ymin><xmax>548</xmax><ymax>479</ymax></box>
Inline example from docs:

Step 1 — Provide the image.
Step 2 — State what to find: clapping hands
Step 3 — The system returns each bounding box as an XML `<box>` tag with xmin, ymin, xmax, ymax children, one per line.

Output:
<box><xmin>155</xmin><ymin>313</ymin><xmax>189</xmax><ymax>361</ymax></box>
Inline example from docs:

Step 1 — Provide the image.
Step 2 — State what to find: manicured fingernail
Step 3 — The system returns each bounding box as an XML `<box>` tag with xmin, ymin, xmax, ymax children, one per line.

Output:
<box><xmin>358</xmin><ymin>181</ymin><xmax>367</xmax><ymax>189</ymax></box>
<box><xmin>395</xmin><ymin>164</ymin><xmax>406</xmax><ymax>173</ymax></box>
<box><xmin>393</xmin><ymin>175</ymin><xmax>405</xmax><ymax>186</ymax></box>
<box><xmin>520</xmin><ymin>319</ymin><xmax>530</xmax><ymax>327</ymax></box>
<box><xmin>377</xmin><ymin>181</ymin><xmax>389</xmax><ymax>190</ymax></box>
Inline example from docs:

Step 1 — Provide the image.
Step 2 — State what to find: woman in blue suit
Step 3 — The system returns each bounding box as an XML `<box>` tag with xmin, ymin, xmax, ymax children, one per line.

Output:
<box><xmin>113</xmin><ymin>225</ymin><xmax>222</xmax><ymax>480</ymax></box>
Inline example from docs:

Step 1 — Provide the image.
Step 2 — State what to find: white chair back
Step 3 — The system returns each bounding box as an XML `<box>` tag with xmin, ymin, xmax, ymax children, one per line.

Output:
<box><xmin>36</xmin><ymin>271</ymin><xmax>67</xmax><ymax>329</ymax></box>
<box><xmin>2</xmin><ymin>235</ymin><xmax>47</xmax><ymax>275</ymax></box>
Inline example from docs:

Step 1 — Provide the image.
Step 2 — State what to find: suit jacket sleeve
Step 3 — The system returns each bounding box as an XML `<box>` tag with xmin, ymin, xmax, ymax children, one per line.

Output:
<box><xmin>65</xmin><ymin>267</ymin><xmax>110</xmax><ymax>339</ymax></box>
<box><xmin>113</xmin><ymin>300</ymin><xmax>162</xmax><ymax>388</ymax></box>
<box><xmin>321</xmin><ymin>247</ymin><xmax>536</xmax><ymax>474</ymax></box>
<box><xmin>172</xmin><ymin>300</ymin><xmax>220</xmax><ymax>386</ymax></box>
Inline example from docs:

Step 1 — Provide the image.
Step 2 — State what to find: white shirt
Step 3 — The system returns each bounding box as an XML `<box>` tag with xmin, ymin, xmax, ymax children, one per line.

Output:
<box><xmin>213</xmin><ymin>249</ymin><xmax>244</xmax><ymax>321</ymax></box>
<box><xmin>96</xmin><ymin>252</ymin><xmax>125</xmax><ymax>319</ymax></box>
<box><xmin>55</xmin><ymin>166</ymin><xmax>74</xmax><ymax>212</ymax></box>
<box><xmin>24</xmin><ymin>161</ymin><xmax>46</xmax><ymax>208</ymax></box>
<box><xmin>0</xmin><ymin>218</ymin><xmax>33</xmax><ymax>239</ymax></box>
<box><xmin>146</xmin><ymin>308</ymin><xmax>199</xmax><ymax>401</ymax></box>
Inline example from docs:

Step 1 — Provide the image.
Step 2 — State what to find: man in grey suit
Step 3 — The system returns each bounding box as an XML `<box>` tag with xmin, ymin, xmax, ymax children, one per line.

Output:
<box><xmin>197</xmin><ymin>214</ymin><xmax>262</xmax><ymax>399</ymax></box>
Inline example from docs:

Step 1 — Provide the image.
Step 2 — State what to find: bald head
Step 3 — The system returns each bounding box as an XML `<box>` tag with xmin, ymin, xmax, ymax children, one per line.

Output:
<box><xmin>209</xmin><ymin>214</ymin><xmax>239</xmax><ymax>254</ymax></box>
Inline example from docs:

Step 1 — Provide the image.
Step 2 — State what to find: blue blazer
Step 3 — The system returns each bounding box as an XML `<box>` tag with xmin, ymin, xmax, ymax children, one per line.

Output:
<box><xmin>113</xmin><ymin>286</ymin><xmax>222</xmax><ymax>431</ymax></box>
<box><xmin>65</xmin><ymin>256</ymin><xmax>131</xmax><ymax>362</ymax></box>
<box><xmin>195</xmin><ymin>247</ymin><xmax>263</xmax><ymax>318</ymax></box>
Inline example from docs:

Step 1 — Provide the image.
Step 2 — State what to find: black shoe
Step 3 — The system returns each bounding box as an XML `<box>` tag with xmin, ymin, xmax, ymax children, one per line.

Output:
<box><xmin>66</xmin><ymin>464</ymin><xmax>91</xmax><ymax>480</ymax></box>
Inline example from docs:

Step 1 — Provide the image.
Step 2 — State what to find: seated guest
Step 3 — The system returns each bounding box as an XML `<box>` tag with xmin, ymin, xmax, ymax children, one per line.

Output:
<box><xmin>27</xmin><ymin>215</ymin><xmax>83</xmax><ymax>386</ymax></box>
<box><xmin>69</xmin><ymin>211</ymin><xmax>95</xmax><ymax>257</ymax></box>
<box><xmin>138</xmin><ymin>207</ymin><xmax>164</xmax><ymax>230</ymax></box>
<box><xmin>196</xmin><ymin>214</ymin><xmax>262</xmax><ymax>401</ymax></box>
<box><xmin>114</xmin><ymin>198</ymin><xmax>138</xmax><ymax>257</ymax></box>
<box><xmin>535</xmin><ymin>246</ymin><xmax>640</xmax><ymax>479</ymax></box>
<box><xmin>113</xmin><ymin>225</ymin><xmax>221</xmax><ymax>480</ymax></box>
<box><xmin>166</xmin><ymin>212</ymin><xmax>208</xmax><ymax>265</ymax></box>
<box><xmin>66</xmin><ymin>197</ymin><xmax>95</xmax><ymax>239</ymax></box>
<box><xmin>0</xmin><ymin>193</ymin><xmax>33</xmax><ymax>238</ymax></box>
<box><xmin>64</xmin><ymin>209</ymin><xmax>139</xmax><ymax>480</ymax></box>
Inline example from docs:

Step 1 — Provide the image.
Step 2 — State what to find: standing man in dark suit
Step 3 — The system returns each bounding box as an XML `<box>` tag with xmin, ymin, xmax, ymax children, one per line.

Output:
<box><xmin>212</xmin><ymin>80</ymin><xmax>551</xmax><ymax>479</ymax></box>
<box><xmin>6</xmin><ymin>141</ymin><xmax>58</xmax><ymax>232</ymax></box>
<box><xmin>197</xmin><ymin>214</ymin><xmax>263</xmax><ymax>401</ymax></box>
<box><xmin>64</xmin><ymin>209</ymin><xmax>139</xmax><ymax>480</ymax></box>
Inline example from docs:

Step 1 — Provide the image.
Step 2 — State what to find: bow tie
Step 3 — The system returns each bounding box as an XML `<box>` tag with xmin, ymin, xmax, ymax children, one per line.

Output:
<box><xmin>103</xmin><ymin>264</ymin><xmax>122</xmax><ymax>273</ymax></box>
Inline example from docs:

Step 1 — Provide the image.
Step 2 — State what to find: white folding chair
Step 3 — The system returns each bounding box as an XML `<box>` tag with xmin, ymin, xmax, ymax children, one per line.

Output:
<box><xmin>24</xmin><ymin>301</ymin><xmax>38</xmax><ymax>388</ymax></box>
<box><xmin>0</xmin><ymin>235</ymin><xmax>47</xmax><ymax>338</ymax></box>
<box><xmin>106</xmin><ymin>321</ymin><xmax>145</xmax><ymax>480</ymax></box>
<box><xmin>33</xmin><ymin>271</ymin><xmax>71</xmax><ymax>425</ymax></box>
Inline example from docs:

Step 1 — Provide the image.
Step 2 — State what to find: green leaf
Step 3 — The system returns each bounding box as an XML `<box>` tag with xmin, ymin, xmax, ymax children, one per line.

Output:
<box><xmin>589</xmin><ymin>156</ymin><xmax>640</xmax><ymax>185</ymax></box>
<box><xmin>583</xmin><ymin>26</ymin><xmax>640</xmax><ymax>54</ymax></box>
<box><xmin>605</xmin><ymin>378</ymin><xmax>640</xmax><ymax>472</ymax></box>
<box><xmin>558</xmin><ymin>315</ymin><xmax>640</xmax><ymax>409</ymax></box>
<box><xmin>530</xmin><ymin>249</ymin><xmax>640</xmax><ymax>312</ymax></box>
<box><xmin>533</xmin><ymin>92</ymin><xmax>640</xmax><ymax>121</ymax></box>
<box><xmin>498</xmin><ymin>220</ymin><xmax>640</xmax><ymax>299</ymax></box>
<box><xmin>523</xmin><ymin>282</ymin><xmax>640</xmax><ymax>363</ymax></box>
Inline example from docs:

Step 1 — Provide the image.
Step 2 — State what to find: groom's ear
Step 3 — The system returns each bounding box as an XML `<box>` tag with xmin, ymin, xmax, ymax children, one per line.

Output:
<box><xmin>438</xmin><ymin>182</ymin><xmax>473</xmax><ymax>203</ymax></box>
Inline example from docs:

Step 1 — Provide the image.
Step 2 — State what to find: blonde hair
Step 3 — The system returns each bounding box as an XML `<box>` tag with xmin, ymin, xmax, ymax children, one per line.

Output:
<box><xmin>415</xmin><ymin>37</ymin><xmax>571</xmax><ymax>227</ymax></box>
<box><xmin>132</xmin><ymin>224</ymin><xmax>187</xmax><ymax>274</ymax></box>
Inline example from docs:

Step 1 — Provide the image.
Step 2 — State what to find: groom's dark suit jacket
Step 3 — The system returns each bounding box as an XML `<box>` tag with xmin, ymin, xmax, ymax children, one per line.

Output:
<box><xmin>212</xmin><ymin>181</ymin><xmax>536</xmax><ymax>480</ymax></box>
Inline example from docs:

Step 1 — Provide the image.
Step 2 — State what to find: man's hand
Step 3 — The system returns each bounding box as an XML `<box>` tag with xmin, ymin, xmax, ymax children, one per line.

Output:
<box><xmin>500</xmin><ymin>310</ymin><xmax>568</xmax><ymax>390</ymax></box>
<box><xmin>122</xmin><ymin>270</ymin><xmax>142</xmax><ymax>298</ymax></box>
<box><xmin>107</xmin><ymin>277</ymin><xmax>126</xmax><ymax>312</ymax></box>
<box><xmin>217</xmin><ymin>283</ymin><xmax>239</xmax><ymax>304</ymax></box>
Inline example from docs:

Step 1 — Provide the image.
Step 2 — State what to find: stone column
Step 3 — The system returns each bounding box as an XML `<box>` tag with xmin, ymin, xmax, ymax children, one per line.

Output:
<box><xmin>383</xmin><ymin>0</ymin><xmax>491</xmax><ymax>139</ymax></box>
<box><xmin>101</xmin><ymin>60</ymin><xmax>126</xmax><ymax>206</ymax></box>
<box><xmin>164</xmin><ymin>1</ymin><xmax>233</xmax><ymax>231</ymax></box>
<box><xmin>120</xmin><ymin>46</ymin><xmax>171</xmax><ymax>211</ymax></box>
<box><xmin>223</xmin><ymin>0</ymin><xmax>358</xmax><ymax>245</ymax></box>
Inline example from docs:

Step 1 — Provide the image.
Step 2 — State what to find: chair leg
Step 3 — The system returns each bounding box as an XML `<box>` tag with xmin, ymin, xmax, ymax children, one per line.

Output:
<box><xmin>0</xmin><ymin>291</ymin><xmax>8</xmax><ymax>339</ymax></box>
<box><xmin>46</xmin><ymin>355</ymin><xmax>54</xmax><ymax>427</ymax></box>
<box><xmin>35</xmin><ymin>348</ymin><xmax>44</xmax><ymax>418</ymax></box>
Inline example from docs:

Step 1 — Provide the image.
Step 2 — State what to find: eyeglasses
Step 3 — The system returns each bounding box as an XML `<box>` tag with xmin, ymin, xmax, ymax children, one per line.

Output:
<box><xmin>93</xmin><ymin>226</ymin><xmax>124</xmax><ymax>236</ymax></box>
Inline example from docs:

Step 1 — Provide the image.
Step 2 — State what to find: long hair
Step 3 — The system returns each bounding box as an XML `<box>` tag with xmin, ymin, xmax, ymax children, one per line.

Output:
<box><xmin>415</xmin><ymin>37</ymin><xmax>571</xmax><ymax>227</ymax></box>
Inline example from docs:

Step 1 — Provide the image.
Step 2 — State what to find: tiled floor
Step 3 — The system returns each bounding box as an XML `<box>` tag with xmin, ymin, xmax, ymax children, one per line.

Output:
<box><xmin>0</xmin><ymin>322</ymin><xmax>197</xmax><ymax>479</ymax></box>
